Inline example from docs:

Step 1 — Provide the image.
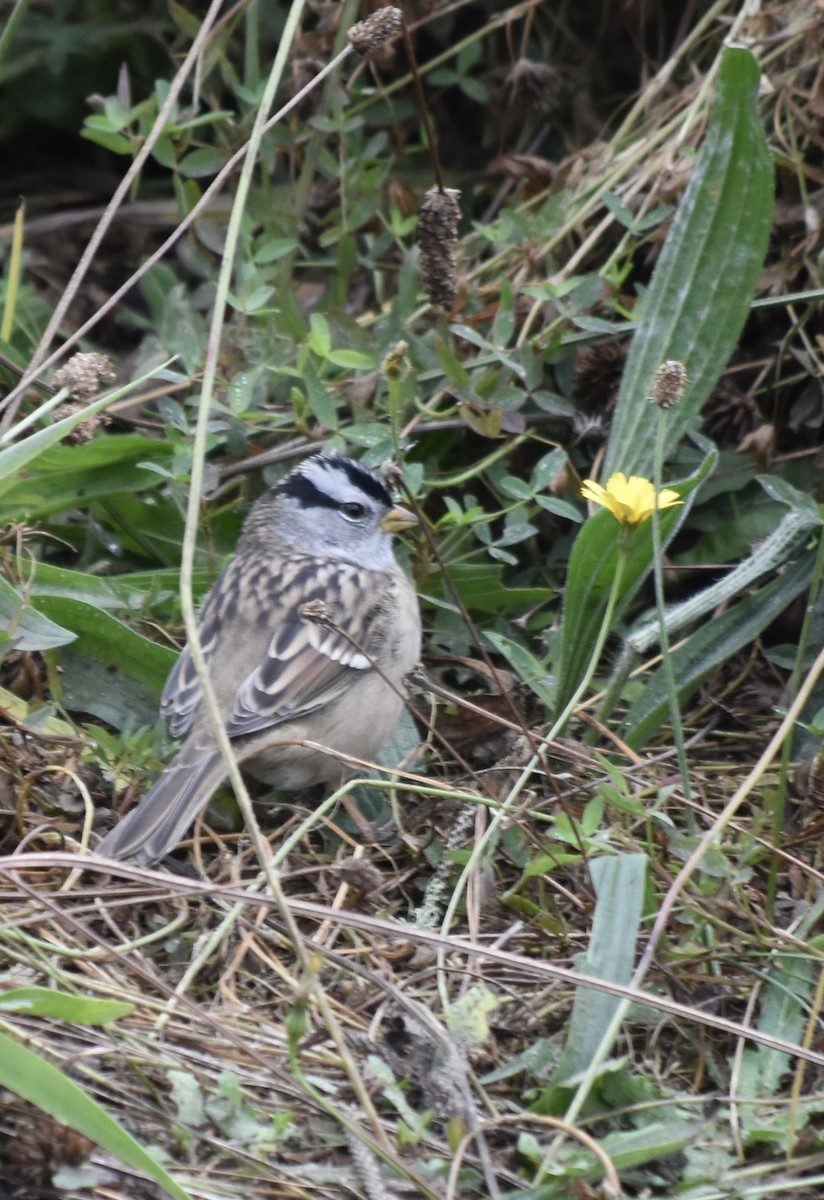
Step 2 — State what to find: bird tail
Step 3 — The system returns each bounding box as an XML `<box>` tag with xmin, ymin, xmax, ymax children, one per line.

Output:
<box><xmin>96</xmin><ymin>748</ymin><xmax>227</xmax><ymax>866</ymax></box>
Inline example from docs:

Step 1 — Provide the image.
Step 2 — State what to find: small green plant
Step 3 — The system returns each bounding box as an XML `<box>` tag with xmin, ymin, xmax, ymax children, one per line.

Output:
<box><xmin>0</xmin><ymin>985</ymin><xmax>191</xmax><ymax>1199</ymax></box>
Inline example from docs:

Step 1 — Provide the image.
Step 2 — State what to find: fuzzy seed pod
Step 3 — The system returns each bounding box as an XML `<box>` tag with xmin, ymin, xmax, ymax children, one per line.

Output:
<box><xmin>418</xmin><ymin>186</ymin><xmax>461</xmax><ymax>311</ymax></box>
<box><xmin>650</xmin><ymin>359</ymin><xmax>688</xmax><ymax>409</ymax></box>
<box><xmin>52</xmin><ymin>352</ymin><xmax>116</xmax><ymax>400</ymax></box>
<box><xmin>51</xmin><ymin>352</ymin><xmax>116</xmax><ymax>443</ymax></box>
<box><xmin>348</xmin><ymin>7</ymin><xmax>403</xmax><ymax>57</ymax></box>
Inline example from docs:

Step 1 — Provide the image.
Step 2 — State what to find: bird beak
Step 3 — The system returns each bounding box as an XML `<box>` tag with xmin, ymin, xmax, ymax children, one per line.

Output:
<box><xmin>380</xmin><ymin>504</ymin><xmax>418</xmax><ymax>533</ymax></box>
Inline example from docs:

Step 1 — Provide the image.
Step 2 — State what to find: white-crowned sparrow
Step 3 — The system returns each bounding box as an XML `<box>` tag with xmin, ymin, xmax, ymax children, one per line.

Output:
<box><xmin>97</xmin><ymin>453</ymin><xmax>421</xmax><ymax>865</ymax></box>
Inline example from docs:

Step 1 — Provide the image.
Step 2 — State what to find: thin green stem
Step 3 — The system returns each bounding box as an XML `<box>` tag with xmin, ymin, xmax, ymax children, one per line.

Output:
<box><xmin>651</xmin><ymin>404</ymin><xmax>693</xmax><ymax>818</ymax></box>
<box><xmin>0</xmin><ymin>0</ymin><xmax>32</xmax><ymax>70</ymax></box>
<box><xmin>0</xmin><ymin>201</ymin><xmax>24</xmax><ymax>343</ymax></box>
<box><xmin>171</xmin><ymin>5</ymin><xmax>403</xmax><ymax>1155</ymax></box>
<box><xmin>178</xmin><ymin>4</ymin><xmax>312</xmax><ymax>921</ymax></box>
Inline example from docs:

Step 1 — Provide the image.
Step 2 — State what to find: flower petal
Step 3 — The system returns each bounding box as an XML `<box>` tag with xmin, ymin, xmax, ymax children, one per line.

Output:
<box><xmin>582</xmin><ymin>473</ymin><xmax>682</xmax><ymax>526</ymax></box>
<box><xmin>580</xmin><ymin>479</ymin><xmax>609</xmax><ymax>506</ymax></box>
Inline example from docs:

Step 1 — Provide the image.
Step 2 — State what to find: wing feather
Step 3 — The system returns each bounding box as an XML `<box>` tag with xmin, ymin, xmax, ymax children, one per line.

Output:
<box><xmin>160</xmin><ymin>556</ymin><xmax>394</xmax><ymax>741</ymax></box>
<box><xmin>225</xmin><ymin>576</ymin><xmax>384</xmax><ymax>738</ymax></box>
<box><xmin>160</xmin><ymin>565</ymin><xmax>232</xmax><ymax>737</ymax></box>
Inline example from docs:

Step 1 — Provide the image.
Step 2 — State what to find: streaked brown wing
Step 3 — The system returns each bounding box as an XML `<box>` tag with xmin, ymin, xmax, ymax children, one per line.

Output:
<box><xmin>225</xmin><ymin>569</ymin><xmax>383</xmax><ymax>737</ymax></box>
<box><xmin>160</xmin><ymin>564</ymin><xmax>232</xmax><ymax>738</ymax></box>
<box><xmin>161</xmin><ymin>557</ymin><xmax>390</xmax><ymax>740</ymax></box>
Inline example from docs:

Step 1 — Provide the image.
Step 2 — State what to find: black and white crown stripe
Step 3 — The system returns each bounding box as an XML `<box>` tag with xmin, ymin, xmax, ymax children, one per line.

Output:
<box><xmin>277</xmin><ymin>454</ymin><xmax>393</xmax><ymax>512</ymax></box>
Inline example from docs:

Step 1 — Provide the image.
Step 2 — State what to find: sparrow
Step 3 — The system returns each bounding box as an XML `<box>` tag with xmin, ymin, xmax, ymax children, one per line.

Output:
<box><xmin>97</xmin><ymin>453</ymin><xmax>421</xmax><ymax>864</ymax></box>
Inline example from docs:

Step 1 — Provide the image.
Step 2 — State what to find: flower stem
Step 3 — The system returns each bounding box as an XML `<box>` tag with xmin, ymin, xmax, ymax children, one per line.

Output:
<box><xmin>651</xmin><ymin>404</ymin><xmax>693</xmax><ymax>818</ymax></box>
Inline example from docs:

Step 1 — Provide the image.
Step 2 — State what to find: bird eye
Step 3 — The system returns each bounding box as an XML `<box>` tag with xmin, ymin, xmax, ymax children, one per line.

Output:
<box><xmin>341</xmin><ymin>501</ymin><xmax>368</xmax><ymax>520</ymax></box>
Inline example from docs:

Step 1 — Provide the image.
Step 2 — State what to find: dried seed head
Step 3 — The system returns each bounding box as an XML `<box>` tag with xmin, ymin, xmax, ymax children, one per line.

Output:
<box><xmin>702</xmin><ymin>378</ymin><xmax>761</xmax><ymax>446</ymax></box>
<box><xmin>348</xmin><ymin>6</ymin><xmax>403</xmax><ymax>57</ymax></box>
<box><xmin>650</xmin><ymin>359</ymin><xmax>688</xmax><ymax>409</ymax></box>
<box><xmin>383</xmin><ymin>340</ymin><xmax>408</xmax><ymax>379</ymax></box>
<box><xmin>51</xmin><ymin>352</ymin><xmax>116</xmax><ymax>443</ymax></box>
<box><xmin>576</xmin><ymin>341</ymin><xmax>627</xmax><ymax>418</ymax></box>
<box><xmin>53</xmin><ymin>400</ymin><xmax>112</xmax><ymax>444</ymax></box>
<box><xmin>504</xmin><ymin>59</ymin><xmax>563</xmax><ymax>108</ymax></box>
<box><xmin>418</xmin><ymin>186</ymin><xmax>461</xmax><ymax>311</ymax></box>
<box><xmin>380</xmin><ymin>457</ymin><xmax>406</xmax><ymax>491</ymax></box>
<box><xmin>52</xmin><ymin>352</ymin><xmax>116</xmax><ymax>400</ymax></box>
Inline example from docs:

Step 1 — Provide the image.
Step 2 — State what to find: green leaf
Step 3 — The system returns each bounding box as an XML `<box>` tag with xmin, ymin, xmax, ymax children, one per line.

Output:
<box><xmin>0</xmin><ymin>394</ymin><xmax>125</xmax><ymax>499</ymax></box>
<box><xmin>598</xmin><ymin>1120</ymin><xmax>700</xmax><ymax>1171</ymax></box>
<box><xmin>167</xmin><ymin>1070</ymin><xmax>207</xmax><ymax>1128</ymax></box>
<box><xmin>602</xmin><ymin>190</ymin><xmax>635</xmax><ymax>229</ymax></box>
<box><xmin>152</xmin><ymin>133</ymin><xmax>177</xmax><ymax>169</ymax></box>
<box><xmin>0</xmin><ymin>433</ymin><xmax>174</xmax><ymax>521</ymax></box>
<box><xmin>603</xmin><ymin>47</ymin><xmax>774</xmax><ymax>478</ymax></box>
<box><xmin>757</xmin><ymin>472</ymin><xmax>822</xmax><ymax>519</ymax></box>
<box><xmin>0</xmin><ymin>576</ymin><xmax>76</xmax><ymax>651</ymax></box>
<box><xmin>226</xmin><ymin>371</ymin><xmax>256</xmax><ymax>415</ymax></box>
<box><xmin>28</xmin><ymin>562</ymin><xmax>196</xmax><ymax>614</ymax></box>
<box><xmin>499</xmin><ymin>475</ymin><xmax>534</xmax><ymax>501</ymax></box>
<box><xmin>627</xmin><ymin>501</ymin><xmax>819</xmax><ymax>660</ymax></box>
<box><xmin>177</xmin><ymin>147</ymin><xmax>224</xmax><ymax>178</ymax></box>
<box><xmin>737</xmin><ymin>953</ymin><xmax>812</xmax><ymax>1142</ymax></box>
<box><xmin>0</xmin><ymin>1032</ymin><xmax>192</xmax><ymax>1200</ymax></box>
<box><xmin>159</xmin><ymin>287</ymin><xmax>206</xmax><ymax>371</ymax></box>
<box><xmin>308</xmin><ymin>312</ymin><xmax>331</xmax><ymax>358</ymax></box>
<box><xmin>484</xmin><ymin>629</ymin><xmax>555</xmax><ymax>708</ymax></box>
<box><xmin>254</xmin><ymin>237</ymin><xmax>299</xmax><ymax>264</ymax></box>
<box><xmin>0</xmin><ymin>987</ymin><xmax>132</xmax><ymax>1025</ymax></box>
<box><xmin>81</xmin><ymin>126</ymin><xmax>133</xmax><ymax>155</ymax></box>
<box><xmin>534</xmin><ymin>494</ymin><xmax>584</xmax><ymax>522</ymax></box>
<box><xmin>428</xmin><ymin>561</ymin><xmax>552</xmax><ymax>615</ymax></box>
<box><xmin>0</xmin><ymin>684</ymin><xmax>77</xmax><ymax>737</ymax></box>
<box><xmin>551</xmin><ymin>853</ymin><xmax>647</xmax><ymax>1086</ymax></box>
<box><xmin>326</xmin><ymin>348</ymin><xmax>377</xmax><ymax>370</ymax></box>
<box><xmin>304</xmin><ymin>372</ymin><xmax>341</xmax><ymax>429</ymax></box>
<box><xmin>103</xmin><ymin>96</ymin><xmax>131</xmax><ymax>130</ymax></box>
<box><xmin>446</xmin><ymin>985</ymin><xmax>497</xmax><ymax>1050</ymax></box>
<box><xmin>35</xmin><ymin>596</ymin><xmax>177</xmax><ymax>725</ymax></box>
<box><xmin>229</xmin><ymin>285</ymin><xmax>275</xmax><ymax>314</ymax></box>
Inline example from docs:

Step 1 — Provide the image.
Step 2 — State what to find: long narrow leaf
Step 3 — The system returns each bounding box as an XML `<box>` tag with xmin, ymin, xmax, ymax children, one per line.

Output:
<box><xmin>737</xmin><ymin>953</ymin><xmax>813</xmax><ymax>1144</ymax></box>
<box><xmin>35</xmin><ymin>595</ymin><xmax>177</xmax><ymax>725</ymax></box>
<box><xmin>552</xmin><ymin>853</ymin><xmax>647</xmax><ymax>1085</ymax></box>
<box><xmin>0</xmin><ymin>1031</ymin><xmax>192</xmax><ymax>1200</ymax></box>
<box><xmin>604</xmin><ymin>47</ymin><xmax>774</xmax><ymax>478</ymax></box>
<box><xmin>0</xmin><ymin>574</ymin><xmax>76</xmax><ymax>651</ymax></box>
<box><xmin>0</xmin><ymin>986</ymin><xmax>132</xmax><ymax>1024</ymax></box>
<box><xmin>0</xmin><ymin>434</ymin><xmax>174</xmax><ymax>521</ymax></box>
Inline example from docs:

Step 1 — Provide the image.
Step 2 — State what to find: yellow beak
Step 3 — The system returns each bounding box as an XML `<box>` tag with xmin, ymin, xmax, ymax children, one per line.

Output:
<box><xmin>380</xmin><ymin>504</ymin><xmax>418</xmax><ymax>533</ymax></box>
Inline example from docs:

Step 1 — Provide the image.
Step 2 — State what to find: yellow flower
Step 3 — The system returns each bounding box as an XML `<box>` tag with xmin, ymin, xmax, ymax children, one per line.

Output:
<box><xmin>580</xmin><ymin>472</ymin><xmax>682</xmax><ymax>527</ymax></box>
